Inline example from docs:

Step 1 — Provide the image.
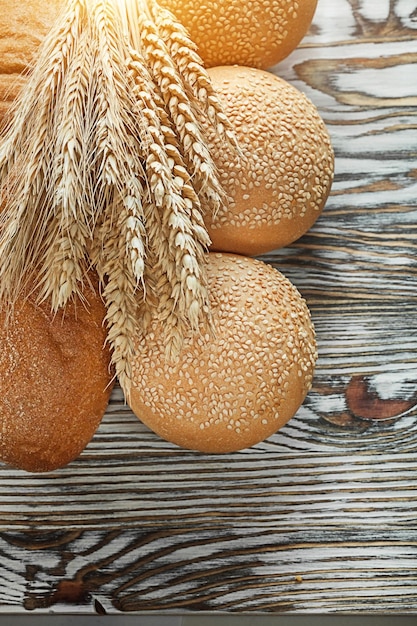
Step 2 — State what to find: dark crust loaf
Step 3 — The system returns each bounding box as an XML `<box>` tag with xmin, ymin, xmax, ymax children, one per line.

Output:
<box><xmin>0</xmin><ymin>276</ymin><xmax>113</xmax><ymax>472</ymax></box>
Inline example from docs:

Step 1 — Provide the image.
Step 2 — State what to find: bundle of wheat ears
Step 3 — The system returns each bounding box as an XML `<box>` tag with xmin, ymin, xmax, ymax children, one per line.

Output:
<box><xmin>0</xmin><ymin>0</ymin><xmax>236</xmax><ymax>398</ymax></box>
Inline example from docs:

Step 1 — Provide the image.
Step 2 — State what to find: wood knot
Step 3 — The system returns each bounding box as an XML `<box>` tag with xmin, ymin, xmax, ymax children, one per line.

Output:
<box><xmin>346</xmin><ymin>375</ymin><xmax>417</xmax><ymax>421</ymax></box>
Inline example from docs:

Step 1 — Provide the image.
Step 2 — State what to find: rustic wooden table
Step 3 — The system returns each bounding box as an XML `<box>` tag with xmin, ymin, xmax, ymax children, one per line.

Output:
<box><xmin>1</xmin><ymin>0</ymin><xmax>417</xmax><ymax>616</ymax></box>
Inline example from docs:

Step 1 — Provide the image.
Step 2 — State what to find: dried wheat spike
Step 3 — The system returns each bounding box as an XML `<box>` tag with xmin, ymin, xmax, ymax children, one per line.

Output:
<box><xmin>148</xmin><ymin>0</ymin><xmax>237</xmax><ymax>145</ymax></box>
<box><xmin>0</xmin><ymin>0</ymin><xmax>88</xmax><ymax>305</ymax></box>
<box><xmin>37</xmin><ymin>26</ymin><xmax>94</xmax><ymax>309</ymax></box>
<box><xmin>136</xmin><ymin>4</ymin><xmax>225</xmax><ymax>212</ymax></box>
<box><xmin>127</xmin><ymin>48</ymin><xmax>211</xmax><ymax>357</ymax></box>
<box><xmin>0</xmin><ymin>0</ymin><xmax>238</xmax><ymax>399</ymax></box>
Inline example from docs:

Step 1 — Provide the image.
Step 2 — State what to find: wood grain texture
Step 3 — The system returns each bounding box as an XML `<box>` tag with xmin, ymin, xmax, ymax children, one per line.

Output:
<box><xmin>0</xmin><ymin>0</ymin><xmax>417</xmax><ymax>615</ymax></box>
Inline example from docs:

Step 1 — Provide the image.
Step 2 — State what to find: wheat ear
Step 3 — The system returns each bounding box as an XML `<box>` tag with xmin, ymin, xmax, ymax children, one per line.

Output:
<box><xmin>91</xmin><ymin>202</ymin><xmax>141</xmax><ymax>401</ymax></box>
<box><xmin>149</xmin><ymin>0</ymin><xmax>237</xmax><ymax>146</ymax></box>
<box><xmin>0</xmin><ymin>0</ymin><xmax>87</xmax><ymax>305</ymax></box>
<box><xmin>127</xmin><ymin>47</ymin><xmax>211</xmax><ymax>357</ymax></box>
<box><xmin>136</xmin><ymin>1</ymin><xmax>225</xmax><ymax>213</ymax></box>
<box><xmin>37</xmin><ymin>26</ymin><xmax>94</xmax><ymax>309</ymax></box>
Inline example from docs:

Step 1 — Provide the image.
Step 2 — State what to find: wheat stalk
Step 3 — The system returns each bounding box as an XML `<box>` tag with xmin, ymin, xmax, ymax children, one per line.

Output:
<box><xmin>0</xmin><ymin>0</ymin><xmax>237</xmax><ymax>398</ymax></box>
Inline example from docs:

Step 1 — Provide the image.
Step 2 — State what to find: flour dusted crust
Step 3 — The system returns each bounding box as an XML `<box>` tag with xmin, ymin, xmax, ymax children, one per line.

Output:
<box><xmin>0</xmin><ymin>276</ymin><xmax>113</xmax><ymax>472</ymax></box>
<box><xmin>0</xmin><ymin>0</ymin><xmax>62</xmax><ymax>129</ymax></box>
<box><xmin>128</xmin><ymin>253</ymin><xmax>317</xmax><ymax>453</ymax></box>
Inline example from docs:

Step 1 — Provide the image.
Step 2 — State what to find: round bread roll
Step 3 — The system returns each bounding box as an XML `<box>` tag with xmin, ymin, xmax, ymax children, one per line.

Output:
<box><xmin>128</xmin><ymin>253</ymin><xmax>317</xmax><ymax>453</ymax></box>
<box><xmin>0</xmin><ymin>277</ymin><xmax>113</xmax><ymax>472</ymax></box>
<box><xmin>201</xmin><ymin>66</ymin><xmax>334</xmax><ymax>256</ymax></box>
<box><xmin>157</xmin><ymin>0</ymin><xmax>318</xmax><ymax>69</ymax></box>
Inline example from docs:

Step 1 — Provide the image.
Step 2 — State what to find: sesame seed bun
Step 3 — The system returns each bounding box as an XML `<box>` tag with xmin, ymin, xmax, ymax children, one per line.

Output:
<box><xmin>0</xmin><ymin>277</ymin><xmax>113</xmax><ymax>472</ymax></box>
<box><xmin>201</xmin><ymin>65</ymin><xmax>334</xmax><ymax>256</ymax></box>
<box><xmin>128</xmin><ymin>253</ymin><xmax>317</xmax><ymax>453</ymax></box>
<box><xmin>157</xmin><ymin>0</ymin><xmax>318</xmax><ymax>69</ymax></box>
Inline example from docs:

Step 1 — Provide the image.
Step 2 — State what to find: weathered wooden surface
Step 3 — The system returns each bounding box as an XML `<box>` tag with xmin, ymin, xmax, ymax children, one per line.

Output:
<box><xmin>1</xmin><ymin>0</ymin><xmax>417</xmax><ymax>615</ymax></box>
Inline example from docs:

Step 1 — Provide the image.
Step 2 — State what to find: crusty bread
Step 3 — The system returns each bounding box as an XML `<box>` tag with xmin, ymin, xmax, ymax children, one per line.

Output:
<box><xmin>0</xmin><ymin>276</ymin><xmax>113</xmax><ymax>472</ymax></box>
<box><xmin>0</xmin><ymin>0</ymin><xmax>62</xmax><ymax>130</ymax></box>
<box><xmin>128</xmin><ymin>253</ymin><xmax>317</xmax><ymax>453</ymax></box>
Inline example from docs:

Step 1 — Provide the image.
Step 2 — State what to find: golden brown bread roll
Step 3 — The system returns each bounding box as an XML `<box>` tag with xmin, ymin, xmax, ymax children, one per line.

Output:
<box><xmin>157</xmin><ymin>0</ymin><xmax>318</xmax><ymax>69</ymax></box>
<box><xmin>0</xmin><ymin>277</ymin><xmax>113</xmax><ymax>472</ymax></box>
<box><xmin>128</xmin><ymin>253</ymin><xmax>317</xmax><ymax>453</ymax></box>
<box><xmin>202</xmin><ymin>66</ymin><xmax>334</xmax><ymax>256</ymax></box>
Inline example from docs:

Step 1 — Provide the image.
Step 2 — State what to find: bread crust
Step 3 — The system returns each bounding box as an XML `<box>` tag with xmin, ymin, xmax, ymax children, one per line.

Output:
<box><xmin>203</xmin><ymin>66</ymin><xmax>334</xmax><ymax>256</ymax></box>
<box><xmin>129</xmin><ymin>253</ymin><xmax>317</xmax><ymax>453</ymax></box>
<box><xmin>0</xmin><ymin>278</ymin><xmax>113</xmax><ymax>472</ymax></box>
<box><xmin>157</xmin><ymin>0</ymin><xmax>318</xmax><ymax>69</ymax></box>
